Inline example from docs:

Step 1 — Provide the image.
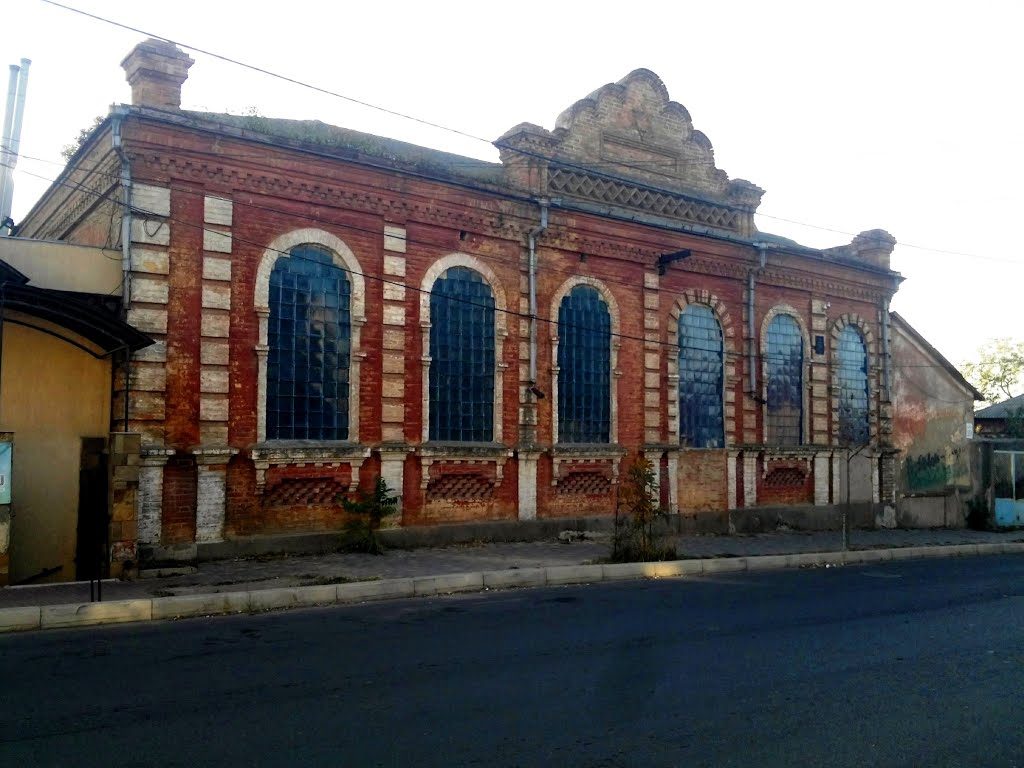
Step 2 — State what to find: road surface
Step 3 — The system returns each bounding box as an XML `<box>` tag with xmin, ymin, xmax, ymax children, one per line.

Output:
<box><xmin>2</xmin><ymin>555</ymin><xmax>1023</xmax><ymax>766</ymax></box>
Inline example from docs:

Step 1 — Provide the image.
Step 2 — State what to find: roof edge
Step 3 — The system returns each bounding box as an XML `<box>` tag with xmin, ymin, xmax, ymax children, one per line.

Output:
<box><xmin>890</xmin><ymin>311</ymin><xmax>983</xmax><ymax>401</ymax></box>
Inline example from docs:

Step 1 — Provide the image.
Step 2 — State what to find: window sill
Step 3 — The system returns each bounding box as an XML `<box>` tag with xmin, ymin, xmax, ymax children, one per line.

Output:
<box><xmin>251</xmin><ymin>441</ymin><xmax>370</xmax><ymax>462</ymax></box>
<box><xmin>551</xmin><ymin>443</ymin><xmax>626</xmax><ymax>459</ymax></box>
<box><xmin>417</xmin><ymin>442</ymin><xmax>513</xmax><ymax>460</ymax></box>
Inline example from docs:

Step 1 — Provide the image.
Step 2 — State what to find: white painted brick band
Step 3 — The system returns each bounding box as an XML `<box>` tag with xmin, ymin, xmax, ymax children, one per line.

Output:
<box><xmin>196</xmin><ymin>464</ymin><xmax>227</xmax><ymax>544</ymax></box>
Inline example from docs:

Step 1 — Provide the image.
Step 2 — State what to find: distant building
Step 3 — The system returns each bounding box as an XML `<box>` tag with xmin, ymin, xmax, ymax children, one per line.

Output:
<box><xmin>973</xmin><ymin>394</ymin><xmax>1024</xmax><ymax>438</ymax></box>
<box><xmin>14</xmin><ymin>38</ymin><xmax>959</xmax><ymax>570</ymax></box>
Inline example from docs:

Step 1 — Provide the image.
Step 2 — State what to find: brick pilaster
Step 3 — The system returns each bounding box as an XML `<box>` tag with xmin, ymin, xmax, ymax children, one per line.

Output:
<box><xmin>199</xmin><ymin>195</ymin><xmax>233</xmax><ymax>446</ymax></box>
<box><xmin>643</xmin><ymin>272</ymin><xmax>661</xmax><ymax>444</ymax></box>
<box><xmin>741</xmin><ymin>286</ymin><xmax>758</xmax><ymax>444</ymax></box>
<box><xmin>381</xmin><ymin>224</ymin><xmax>407</xmax><ymax>444</ymax></box>
<box><xmin>810</xmin><ymin>299</ymin><xmax>829</xmax><ymax>444</ymax></box>
<box><xmin>123</xmin><ymin>183</ymin><xmax>171</xmax><ymax>444</ymax></box>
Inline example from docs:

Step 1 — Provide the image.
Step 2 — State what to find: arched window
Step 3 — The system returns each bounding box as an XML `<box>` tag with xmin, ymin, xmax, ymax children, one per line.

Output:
<box><xmin>266</xmin><ymin>244</ymin><xmax>351</xmax><ymax>440</ymax></box>
<box><xmin>678</xmin><ymin>304</ymin><xmax>724</xmax><ymax>448</ymax></box>
<box><xmin>429</xmin><ymin>266</ymin><xmax>495</xmax><ymax>442</ymax></box>
<box><xmin>837</xmin><ymin>326</ymin><xmax>869</xmax><ymax>445</ymax></box>
<box><xmin>558</xmin><ymin>285</ymin><xmax>611</xmax><ymax>443</ymax></box>
<box><xmin>766</xmin><ymin>314</ymin><xmax>803</xmax><ymax>445</ymax></box>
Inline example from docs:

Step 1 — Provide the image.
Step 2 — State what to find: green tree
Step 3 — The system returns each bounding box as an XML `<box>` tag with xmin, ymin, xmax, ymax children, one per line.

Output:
<box><xmin>963</xmin><ymin>338</ymin><xmax>1024</xmax><ymax>404</ymax></box>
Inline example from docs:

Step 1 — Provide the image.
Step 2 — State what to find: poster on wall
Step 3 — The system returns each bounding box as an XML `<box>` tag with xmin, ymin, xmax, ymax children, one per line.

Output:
<box><xmin>0</xmin><ymin>441</ymin><xmax>12</xmax><ymax>505</ymax></box>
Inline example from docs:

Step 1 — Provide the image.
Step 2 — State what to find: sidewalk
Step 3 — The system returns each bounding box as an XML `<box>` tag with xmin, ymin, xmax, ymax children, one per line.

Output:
<box><xmin>3</xmin><ymin>527</ymin><xmax>1023</xmax><ymax>610</ymax></box>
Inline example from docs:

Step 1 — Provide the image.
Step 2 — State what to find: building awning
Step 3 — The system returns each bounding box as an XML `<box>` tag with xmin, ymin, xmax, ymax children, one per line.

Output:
<box><xmin>0</xmin><ymin>281</ymin><xmax>152</xmax><ymax>357</ymax></box>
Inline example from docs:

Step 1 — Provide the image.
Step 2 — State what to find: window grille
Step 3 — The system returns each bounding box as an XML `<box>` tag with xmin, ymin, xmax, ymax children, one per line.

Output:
<box><xmin>678</xmin><ymin>304</ymin><xmax>724</xmax><ymax>448</ymax></box>
<box><xmin>766</xmin><ymin>314</ymin><xmax>803</xmax><ymax>445</ymax></box>
<box><xmin>557</xmin><ymin>285</ymin><xmax>611</xmax><ymax>443</ymax></box>
<box><xmin>266</xmin><ymin>244</ymin><xmax>351</xmax><ymax>440</ymax></box>
<box><xmin>429</xmin><ymin>266</ymin><xmax>495</xmax><ymax>442</ymax></box>
<box><xmin>837</xmin><ymin>326</ymin><xmax>870</xmax><ymax>445</ymax></box>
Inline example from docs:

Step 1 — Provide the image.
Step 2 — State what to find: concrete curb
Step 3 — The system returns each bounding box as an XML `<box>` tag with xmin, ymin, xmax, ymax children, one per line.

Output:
<box><xmin>3</xmin><ymin>542</ymin><xmax>1024</xmax><ymax>634</ymax></box>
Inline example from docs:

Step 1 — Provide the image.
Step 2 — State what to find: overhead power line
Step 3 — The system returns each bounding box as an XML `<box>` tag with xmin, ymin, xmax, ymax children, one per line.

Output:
<box><xmin>4</xmin><ymin>158</ymin><xmax>983</xmax><ymax>378</ymax></box>
<box><xmin>37</xmin><ymin>0</ymin><xmax>1017</xmax><ymax>266</ymax></box>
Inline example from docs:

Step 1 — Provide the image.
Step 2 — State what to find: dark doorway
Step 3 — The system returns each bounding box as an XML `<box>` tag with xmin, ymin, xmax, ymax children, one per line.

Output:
<box><xmin>76</xmin><ymin>437</ymin><xmax>108</xmax><ymax>581</ymax></box>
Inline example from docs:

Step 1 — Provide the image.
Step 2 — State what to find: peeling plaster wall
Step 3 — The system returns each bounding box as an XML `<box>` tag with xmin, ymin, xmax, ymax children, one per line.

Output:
<box><xmin>891</xmin><ymin>320</ymin><xmax>975</xmax><ymax>526</ymax></box>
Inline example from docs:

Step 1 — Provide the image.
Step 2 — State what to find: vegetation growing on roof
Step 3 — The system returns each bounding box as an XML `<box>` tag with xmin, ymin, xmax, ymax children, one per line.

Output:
<box><xmin>60</xmin><ymin>115</ymin><xmax>105</xmax><ymax>161</ymax></box>
<box><xmin>184</xmin><ymin>108</ymin><xmax>500</xmax><ymax>182</ymax></box>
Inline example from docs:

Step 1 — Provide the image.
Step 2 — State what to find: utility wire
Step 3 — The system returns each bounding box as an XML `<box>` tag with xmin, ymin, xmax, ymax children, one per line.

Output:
<box><xmin>4</xmin><ymin>158</ymin><xmax>981</xmax><ymax>377</ymax></box>
<box><xmin>37</xmin><ymin>0</ymin><xmax>1015</xmax><ymax>265</ymax></box>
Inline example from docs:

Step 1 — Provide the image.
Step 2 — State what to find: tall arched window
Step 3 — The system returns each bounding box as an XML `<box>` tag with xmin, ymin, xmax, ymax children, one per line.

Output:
<box><xmin>837</xmin><ymin>326</ymin><xmax>869</xmax><ymax>445</ymax></box>
<box><xmin>678</xmin><ymin>304</ymin><xmax>724</xmax><ymax>448</ymax></box>
<box><xmin>558</xmin><ymin>285</ymin><xmax>611</xmax><ymax>443</ymax></box>
<box><xmin>429</xmin><ymin>266</ymin><xmax>495</xmax><ymax>442</ymax></box>
<box><xmin>266</xmin><ymin>244</ymin><xmax>351</xmax><ymax>440</ymax></box>
<box><xmin>766</xmin><ymin>314</ymin><xmax>803</xmax><ymax>446</ymax></box>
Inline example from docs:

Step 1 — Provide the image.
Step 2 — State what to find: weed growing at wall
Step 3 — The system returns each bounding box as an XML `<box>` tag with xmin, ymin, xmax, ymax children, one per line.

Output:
<box><xmin>338</xmin><ymin>477</ymin><xmax>397</xmax><ymax>554</ymax></box>
<box><xmin>611</xmin><ymin>456</ymin><xmax>675</xmax><ymax>562</ymax></box>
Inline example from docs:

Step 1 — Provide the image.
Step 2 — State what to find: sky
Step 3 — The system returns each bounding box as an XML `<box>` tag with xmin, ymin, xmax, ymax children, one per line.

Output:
<box><xmin>5</xmin><ymin>0</ymin><xmax>1023</xmax><ymax>372</ymax></box>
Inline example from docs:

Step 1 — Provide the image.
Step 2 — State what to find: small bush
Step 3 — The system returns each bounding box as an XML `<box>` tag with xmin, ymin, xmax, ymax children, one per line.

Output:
<box><xmin>338</xmin><ymin>476</ymin><xmax>397</xmax><ymax>555</ymax></box>
<box><xmin>611</xmin><ymin>456</ymin><xmax>675</xmax><ymax>562</ymax></box>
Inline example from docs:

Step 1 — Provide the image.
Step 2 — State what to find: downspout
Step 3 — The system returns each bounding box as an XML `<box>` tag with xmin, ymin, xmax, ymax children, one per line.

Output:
<box><xmin>880</xmin><ymin>298</ymin><xmax>891</xmax><ymax>402</ymax></box>
<box><xmin>527</xmin><ymin>200</ymin><xmax>549</xmax><ymax>388</ymax></box>
<box><xmin>747</xmin><ymin>243</ymin><xmax>768</xmax><ymax>397</ymax></box>
<box><xmin>112</xmin><ymin>106</ymin><xmax>132</xmax><ymax>315</ymax></box>
<box><xmin>113</xmin><ymin>108</ymin><xmax>132</xmax><ymax>433</ymax></box>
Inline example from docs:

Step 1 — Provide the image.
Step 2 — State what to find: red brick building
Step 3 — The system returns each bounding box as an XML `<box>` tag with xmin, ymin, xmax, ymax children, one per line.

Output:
<box><xmin>18</xmin><ymin>40</ymin><xmax>904</xmax><ymax>565</ymax></box>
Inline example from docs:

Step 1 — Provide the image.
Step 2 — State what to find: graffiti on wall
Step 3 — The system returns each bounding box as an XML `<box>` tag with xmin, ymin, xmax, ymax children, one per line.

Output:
<box><xmin>904</xmin><ymin>447</ymin><xmax>969</xmax><ymax>492</ymax></box>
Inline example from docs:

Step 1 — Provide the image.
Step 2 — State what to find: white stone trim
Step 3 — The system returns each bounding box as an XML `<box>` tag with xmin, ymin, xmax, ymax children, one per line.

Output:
<box><xmin>203</xmin><ymin>195</ymin><xmax>233</xmax><ymax>226</ymax></box>
<box><xmin>760</xmin><ymin>305</ymin><xmax>811</xmax><ymax>446</ymax></box>
<box><xmin>813</xmin><ymin>452</ymin><xmax>831</xmax><ymax>504</ymax></box>
<box><xmin>743</xmin><ymin>453</ymin><xmax>757</xmax><ymax>507</ymax></box>
<box><xmin>727</xmin><ymin>451</ymin><xmax>738</xmax><ymax>509</ymax></box>
<box><xmin>196</xmin><ymin>465</ymin><xmax>227</xmax><ymax>544</ymax></box>
<box><xmin>133</xmin><ymin>184</ymin><xmax>170</xmax><ymax>217</ymax></box>
<box><xmin>136</xmin><ymin>450</ymin><xmax>173</xmax><ymax>546</ymax></box>
<box><xmin>419</xmin><ymin>253</ymin><xmax>508</xmax><ymax>443</ymax></box>
<box><xmin>255</xmin><ymin>228</ymin><xmax>366</xmax><ymax>443</ymax></box>
<box><xmin>383</xmin><ymin>225</ymin><xmax>407</xmax><ymax>253</ymax></box>
<box><xmin>667</xmin><ymin>449</ymin><xmax>680</xmax><ymax>513</ymax></box>
<box><xmin>518</xmin><ymin>452</ymin><xmax>541</xmax><ymax>520</ymax></box>
<box><xmin>548</xmin><ymin>276</ymin><xmax>620</xmax><ymax>445</ymax></box>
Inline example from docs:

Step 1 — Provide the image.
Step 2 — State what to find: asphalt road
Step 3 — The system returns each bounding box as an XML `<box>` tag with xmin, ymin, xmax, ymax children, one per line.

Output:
<box><xmin>2</xmin><ymin>556</ymin><xmax>1024</xmax><ymax>767</ymax></box>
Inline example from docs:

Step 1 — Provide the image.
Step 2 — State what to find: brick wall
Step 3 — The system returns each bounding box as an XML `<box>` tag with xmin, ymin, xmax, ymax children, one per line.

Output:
<box><xmin>678</xmin><ymin>450</ymin><xmax>729</xmax><ymax>511</ymax></box>
<box><xmin>161</xmin><ymin>453</ymin><xmax>197</xmax><ymax>544</ymax></box>
<box><xmin>28</xmin><ymin>108</ymin><xmax>897</xmax><ymax>552</ymax></box>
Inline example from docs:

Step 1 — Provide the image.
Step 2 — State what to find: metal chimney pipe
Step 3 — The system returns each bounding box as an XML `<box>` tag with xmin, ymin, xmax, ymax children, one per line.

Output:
<box><xmin>0</xmin><ymin>59</ymin><xmax>30</xmax><ymax>228</ymax></box>
<box><xmin>0</xmin><ymin>64</ymin><xmax>20</xmax><ymax>230</ymax></box>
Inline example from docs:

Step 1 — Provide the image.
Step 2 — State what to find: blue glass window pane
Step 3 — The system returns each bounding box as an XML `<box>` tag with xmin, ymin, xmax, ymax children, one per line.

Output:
<box><xmin>837</xmin><ymin>326</ymin><xmax>870</xmax><ymax>445</ymax></box>
<box><xmin>678</xmin><ymin>305</ymin><xmax>724</xmax><ymax>448</ymax></box>
<box><xmin>267</xmin><ymin>244</ymin><xmax>351</xmax><ymax>440</ymax></box>
<box><xmin>429</xmin><ymin>266</ymin><xmax>495</xmax><ymax>442</ymax></box>
<box><xmin>558</xmin><ymin>285</ymin><xmax>611</xmax><ymax>443</ymax></box>
<box><xmin>766</xmin><ymin>314</ymin><xmax>803</xmax><ymax>446</ymax></box>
